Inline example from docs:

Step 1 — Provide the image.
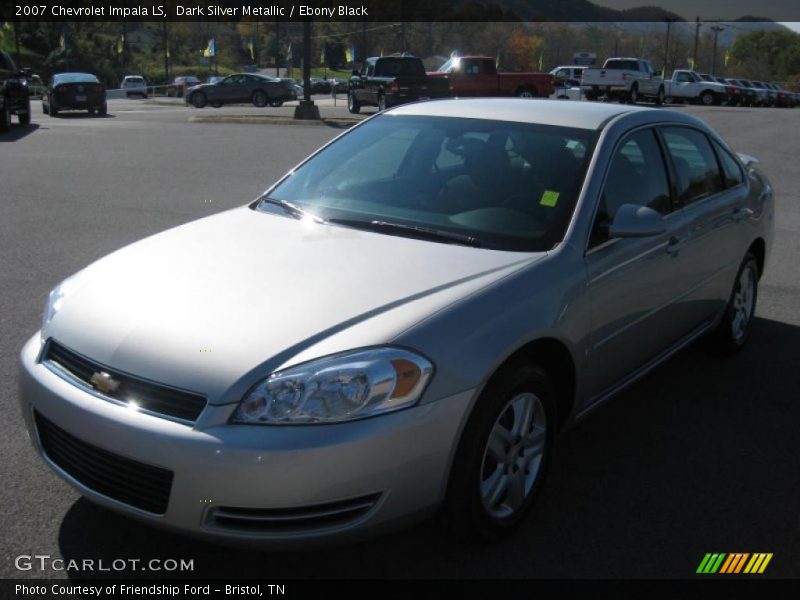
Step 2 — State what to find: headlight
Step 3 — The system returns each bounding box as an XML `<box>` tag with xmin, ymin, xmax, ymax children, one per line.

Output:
<box><xmin>232</xmin><ymin>348</ymin><xmax>434</xmax><ymax>425</ymax></box>
<box><xmin>42</xmin><ymin>271</ymin><xmax>86</xmax><ymax>331</ymax></box>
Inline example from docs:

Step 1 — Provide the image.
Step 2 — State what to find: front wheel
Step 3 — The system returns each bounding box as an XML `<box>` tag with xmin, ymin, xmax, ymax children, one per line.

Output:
<box><xmin>377</xmin><ymin>94</ymin><xmax>387</xmax><ymax>111</ymax></box>
<box><xmin>347</xmin><ymin>91</ymin><xmax>361</xmax><ymax>114</ymax></box>
<box><xmin>252</xmin><ymin>90</ymin><xmax>268</xmax><ymax>107</ymax></box>
<box><xmin>700</xmin><ymin>91</ymin><xmax>715</xmax><ymax>106</ymax></box>
<box><xmin>655</xmin><ymin>87</ymin><xmax>665</xmax><ymax>106</ymax></box>
<box><xmin>705</xmin><ymin>252</ymin><xmax>759</xmax><ymax>355</ymax></box>
<box><xmin>440</xmin><ymin>360</ymin><xmax>556</xmax><ymax>542</ymax></box>
<box><xmin>191</xmin><ymin>92</ymin><xmax>207</xmax><ymax>109</ymax></box>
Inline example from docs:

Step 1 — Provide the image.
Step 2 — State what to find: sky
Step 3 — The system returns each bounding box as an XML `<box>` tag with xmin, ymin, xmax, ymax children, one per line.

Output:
<box><xmin>595</xmin><ymin>0</ymin><xmax>799</xmax><ymax>22</ymax></box>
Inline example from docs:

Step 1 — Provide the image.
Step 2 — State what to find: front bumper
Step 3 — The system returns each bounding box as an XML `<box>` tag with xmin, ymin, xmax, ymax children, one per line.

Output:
<box><xmin>18</xmin><ymin>333</ymin><xmax>473</xmax><ymax>546</ymax></box>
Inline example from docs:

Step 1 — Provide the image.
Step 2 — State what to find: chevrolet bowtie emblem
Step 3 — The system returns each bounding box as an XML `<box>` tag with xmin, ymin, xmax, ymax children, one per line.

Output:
<box><xmin>90</xmin><ymin>371</ymin><xmax>120</xmax><ymax>394</ymax></box>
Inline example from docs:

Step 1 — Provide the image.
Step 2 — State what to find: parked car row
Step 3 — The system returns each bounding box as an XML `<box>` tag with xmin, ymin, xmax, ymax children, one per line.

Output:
<box><xmin>578</xmin><ymin>56</ymin><xmax>797</xmax><ymax>108</ymax></box>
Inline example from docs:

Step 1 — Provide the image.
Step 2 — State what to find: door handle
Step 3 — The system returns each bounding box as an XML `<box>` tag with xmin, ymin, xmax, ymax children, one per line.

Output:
<box><xmin>732</xmin><ymin>207</ymin><xmax>754</xmax><ymax>223</ymax></box>
<box><xmin>665</xmin><ymin>236</ymin><xmax>683</xmax><ymax>256</ymax></box>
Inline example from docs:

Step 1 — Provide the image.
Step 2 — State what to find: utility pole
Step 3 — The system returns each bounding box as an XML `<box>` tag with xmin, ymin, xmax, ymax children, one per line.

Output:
<box><xmin>13</xmin><ymin>21</ymin><xmax>21</xmax><ymax>66</ymax></box>
<box><xmin>162</xmin><ymin>21</ymin><xmax>169</xmax><ymax>83</ymax></box>
<box><xmin>293</xmin><ymin>19</ymin><xmax>320</xmax><ymax>120</ymax></box>
<box><xmin>692</xmin><ymin>17</ymin><xmax>701</xmax><ymax>70</ymax></box>
<box><xmin>254</xmin><ymin>20</ymin><xmax>259</xmax><ymax>67</ymax></box>
<box><xmin>275</xmin><ymin>18</ymin><xmax>280</xmax><ymax>77</ymax></box>
<box><xmin>663</xmin><ymin>17</ymin><xmax>679</xmax><ymax>77</ymax></box>
<box><xmin>711</xmin><ymin>25</ymin><xmax>724</xmax><ymax>74</ymax></box>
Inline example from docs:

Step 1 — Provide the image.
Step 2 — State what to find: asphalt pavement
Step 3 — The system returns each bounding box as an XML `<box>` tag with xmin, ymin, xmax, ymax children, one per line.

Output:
<box><xmin>1</xmin><ymin>98</ymin><xmax>798</xmax><ymax>579</ymax></box>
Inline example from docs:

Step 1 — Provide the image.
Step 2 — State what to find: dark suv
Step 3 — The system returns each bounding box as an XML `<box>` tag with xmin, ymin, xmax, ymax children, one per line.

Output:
<box><xmin>0</xmin><ymin>50</ymin><xmax>31</xmax><ymax>131</ymax></box>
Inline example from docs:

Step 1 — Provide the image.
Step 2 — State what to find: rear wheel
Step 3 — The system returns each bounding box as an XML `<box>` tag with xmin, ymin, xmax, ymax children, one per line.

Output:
<box><xmin>440</xmin><ymin>360</ymin><xmax>556</xmax><ymax>542</ymax></box>
<box><xmin>378</xmin><ymin>94</ymin><xmax>386</xmax><ymax>111</ymax></box>
<box><xmin>191</xmin><ymin>92</ymin><xmax>207</xmax><ymax>109</ymax></box>
<box><xmin>49</xmin><ymin>98</ymin><xmax>58</xmax><ymax>117</ymax></box>
<box><xmin>627</xmin><ymin>85</ymin><xmax>639</xmax><ymax>104</ymax></box>
<box><xmin>0</xmin><ymin>103</ymin><xmax>10</xmax><ymax>132</ymax></box>
<box><xmin>705</xmin><ymin>252</ymin><xmax>759</xmax><ymax>355</ymax></box>
<box><xmin>516</xmin><ymin>87</ymin><xmax>535</xmax><ymax>99</ymax></box>
<box><xmin>98</xmin><ymin>103</ymin><xmax>107</xmax><ymax>116</ymax></box>
<box><xmin>655</xmin><ymin>86</ymin><xmax>665</xmax><ymax>106</ymax></box>
<box><xmin>252</xmin><ymin>90</ymin><xmax>268</xmax><ymax>107</ymax></box>
<box><xmin>348</xmin><ymin>91</ymin><xmax>361</xmax><ymax>114</ymax></box>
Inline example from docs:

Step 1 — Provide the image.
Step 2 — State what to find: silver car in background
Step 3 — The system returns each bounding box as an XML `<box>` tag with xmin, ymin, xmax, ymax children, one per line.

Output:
<box><xmin>19</xmin><ymin>99</ymin><xmax>774</xmax><ymax>545</ymax></box>
<box><xmin>120</xmin><ymin>75</ymin><xmax>147</xmax><ymax>98</ymax></box>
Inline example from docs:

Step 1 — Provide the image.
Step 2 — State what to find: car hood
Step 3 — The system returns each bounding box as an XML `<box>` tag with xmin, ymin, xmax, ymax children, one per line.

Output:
<box><xmin>46</xmin><ymin>207</ymin><xmax>542</xmax><ymax>403</ymax></box>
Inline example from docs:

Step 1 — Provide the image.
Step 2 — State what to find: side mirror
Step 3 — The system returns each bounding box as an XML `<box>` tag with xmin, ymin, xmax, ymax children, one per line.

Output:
<box><xmin>609</xmin><ymin>204</ymin><xmax>666</xmax><ymax>238</ymax></box>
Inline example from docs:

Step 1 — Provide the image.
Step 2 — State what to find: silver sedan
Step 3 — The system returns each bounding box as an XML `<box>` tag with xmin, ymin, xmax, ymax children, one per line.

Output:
<box><xmin>19</xmin><ymin>99</ymin><xmax>774</xmax><ymax>545</ymax></box>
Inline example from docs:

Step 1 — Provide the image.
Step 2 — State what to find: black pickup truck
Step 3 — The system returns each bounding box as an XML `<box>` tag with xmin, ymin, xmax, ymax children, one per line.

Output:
<box><xmin>348</xmin><ymin>55</ymin><xmax>450</xmax><ymax>113</ymax></box>
<box><xmin>0</xmin><ymin>50</ymin><xmax>31</xmax><ymax>131</ymax></box>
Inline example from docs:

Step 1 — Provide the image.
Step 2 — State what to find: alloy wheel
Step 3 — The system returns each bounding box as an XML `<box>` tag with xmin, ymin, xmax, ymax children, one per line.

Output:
<box><xmin>480</xmin><ymin>392</ymin><xmax>547</xmax><ymax>519</ymax></box>
<box><xmin>731</xmin><ymin>265</ymin><xmax>755</xmax><ymax>342</ymax></box>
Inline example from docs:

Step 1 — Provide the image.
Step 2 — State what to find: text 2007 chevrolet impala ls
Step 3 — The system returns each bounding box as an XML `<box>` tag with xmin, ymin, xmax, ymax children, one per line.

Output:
<box><xmin>20</xmin><ymin>99</ymin><xmax>773</xmax><ymax>545</ymax></box>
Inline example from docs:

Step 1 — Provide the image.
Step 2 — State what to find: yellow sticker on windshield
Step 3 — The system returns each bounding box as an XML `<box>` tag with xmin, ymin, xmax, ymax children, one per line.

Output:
<box><xmin>540</xmin><ymin>190</ymin><xmax>560</xmax><ymax>207</ymax></box>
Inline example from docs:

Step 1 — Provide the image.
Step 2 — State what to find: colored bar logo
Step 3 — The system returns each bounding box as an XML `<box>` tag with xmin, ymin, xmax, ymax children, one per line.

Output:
<box><xmin>697</xmin><ymin>553</ymin><xmax>773</xmax><ymax>574</ymax></box>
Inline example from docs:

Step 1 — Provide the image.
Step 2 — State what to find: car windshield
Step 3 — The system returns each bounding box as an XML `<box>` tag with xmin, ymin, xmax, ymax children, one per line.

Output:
<box><xmin>261</xmin><ymin>115</ymin><xmax>598</xmax><ymax>252</ymax></box>
<box><xmin>125</xmin><ymin>77</ymin><xmax>144</xmax><ymax>84</ymax></box>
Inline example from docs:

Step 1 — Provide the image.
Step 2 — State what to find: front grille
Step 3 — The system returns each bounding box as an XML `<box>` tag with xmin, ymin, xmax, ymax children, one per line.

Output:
<box><xmin>35</xmin><ymin>411</ymin><xmax>173</xmax><ymax>514</ymax></box>
<box><xmin>206</xmin><ymin>494</ymin><xmax>381</xmax><ymax>534</ymax></box>
<box><xmin>44</xmin><ymin>340</ymin><xmax>207</xmax><ymax>423</ymax></box>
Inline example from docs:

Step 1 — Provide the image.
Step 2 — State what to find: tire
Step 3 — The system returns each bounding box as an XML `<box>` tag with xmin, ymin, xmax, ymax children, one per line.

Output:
<box><xmin>700</xmin><ymin>91</ymin><xmax>714</xmax><ymax>106</ymax></box>
<box><xmin>516</xmin><ymin>87</ymin><xmax>535</xmax><ymax>99</ymax></box>
<box><xmin>268</xmin><ymin>99</ymin><xmax>283</xmax><ymax>107</ymax></box>
<box><xmin>585</xmin><ymin>91</ymin><xmax>598</xmax><ymax>101</ymax></box>
<box><xmin>705</xmin><ymin>252</ymin><xmax>759</xmax><ymax>355</ymax></box>
<box><xmin>440</xmin><ymin>360</ymin><xmax>556</xmax><ymax>542</ymax></box>
<box><xmin>655</xmin><ymin>86</ymin><xmax>665</xmax><ymax>106</ymax></box>
<box><xmin>377</xmin><ymin>94</ymin><xmax>387</xmax><ymax>111</ymax></box>
<box><xmin>252</xmin><ymin>90</ymin><xmax>268</xmax><ymax>107</ymax></box>
<box><xmin>627</xmin><ymin>85</ymin><xmax>639</xmax><ymax>105</ymax></box>
<box><xmin>98</xmin><ymin>103</ymin><xmax>107</xmax><ymax>116</ymax></box>
<box><xmin>42</xmin><ymin>101</ymin><xmax>48</xmax><ymax>115</ymax></box>
<box><xmin>347</xmin><ymin>91</ymin><xmax>361</xmax><ymax>114</ymax></box>
<box><xmin>0</xmin><ymin>102</ymin><xmax>10</xmax><ymax>132</ymax></box>
<box><xmin>18</xmin><ymin>103</ymin><xmax>31</xmax><ymax>124</ymax></box>
<box><xmin>49</xmin><ymin>98</ymin><xmax>58</xmax><ymax>117</ymax></box>
<box><xmin>210</xmin><ymin>102</ymin><xmax>222</xmax><ymax>108</ymax></box>
<box><xmin>191</xmin><ymin>92</ymin><xmax>207</xmax><ymax>109</ymax></box>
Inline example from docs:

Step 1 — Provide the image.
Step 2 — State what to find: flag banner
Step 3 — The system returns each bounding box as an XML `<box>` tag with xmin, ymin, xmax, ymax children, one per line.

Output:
<box><xmin>203</xmin><ymin>36</ymin><xmax>215</xmax><ymax>58</ymax></box>
<box><xmin>286</xmin><ymin>42</ymin><xmax>292</xmax><ymax>61</ymax></box>
<box><xmin>116</xmin><ymin>33</ymin><xmax>124</xmax><ymax>55</ymax></box>
<box><xmin>246</xmin><ymin>38</ymin><xmax>254</xmax><ymax>61</ymax></box>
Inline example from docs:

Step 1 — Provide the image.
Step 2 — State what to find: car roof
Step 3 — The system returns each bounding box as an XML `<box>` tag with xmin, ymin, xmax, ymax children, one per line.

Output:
<box><xmin>387</xmin><ymin>98</ymin><xmax>656</xmax><ymax>130</ymax></box>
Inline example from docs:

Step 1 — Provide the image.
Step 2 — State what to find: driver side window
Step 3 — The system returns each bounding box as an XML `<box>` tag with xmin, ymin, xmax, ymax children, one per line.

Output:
<box><xmin>590</xmin><ymin>129</ymin><xmax>672</xmax><ymax>248</ymax></box>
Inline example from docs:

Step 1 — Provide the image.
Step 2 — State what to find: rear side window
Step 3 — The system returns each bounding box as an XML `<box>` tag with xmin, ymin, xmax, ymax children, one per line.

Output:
<box><xmin>604</xmin><ymin>60</ymin><xmax>640</xmax><ymax>71</ymax></box>
<box><xmin>712</xmin><ymin>140</ymin><xmax>745</xmax><ymax>187</ymax></box>
<box><xmin>375</xmin><ymin>58</ymin><xmax>425</xmax><ymax>78</ymax></box>
<box><xmin>590</xmin><ymin>129</ymin><xmax>672</xmax><ymax>248</ymax></box>
<box><xmin>661</xmin><ymin>127</ymin><xmax>724</xmax><ymax>205</ymax></box>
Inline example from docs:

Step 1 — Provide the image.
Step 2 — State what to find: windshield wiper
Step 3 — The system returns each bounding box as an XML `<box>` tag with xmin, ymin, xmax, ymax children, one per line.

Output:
<box><xmin>257</xmin><ymin>196</ymin><xmax>326</xmax><ymax>223</ymax></box>
<box><xmin>328</xmin><ymin>218</ymin><xmax>481</xmax><ymax>248</ymax></box>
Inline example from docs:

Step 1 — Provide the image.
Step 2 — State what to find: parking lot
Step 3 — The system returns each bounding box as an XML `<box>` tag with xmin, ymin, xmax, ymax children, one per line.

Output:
<box><xmin>1</xmin><ymin>98</ymin><xmax>798</xmax><ymax>578</ymax></box>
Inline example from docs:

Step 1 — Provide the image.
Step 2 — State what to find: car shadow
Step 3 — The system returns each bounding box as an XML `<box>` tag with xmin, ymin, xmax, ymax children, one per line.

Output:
<box><xmin>48</xmin><ymin>113</ymin><xmax>116</xmax><ymax>120</ymax></box>
<box><xmin>0</xmin><ymin>123</ymin><xmax>39</xmax><ymax>141</ymax></box>
<box><xmin>58</xmin><ymin>316</ymin><xmax>800</xmax><ymax>579</ymax></box>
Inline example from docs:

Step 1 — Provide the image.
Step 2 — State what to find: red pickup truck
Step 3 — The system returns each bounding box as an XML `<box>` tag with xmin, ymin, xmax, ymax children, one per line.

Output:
<box><xmin>428</xmin><ymin>56</ymin><xmax>553</xmax><ymax>98</ymax></box>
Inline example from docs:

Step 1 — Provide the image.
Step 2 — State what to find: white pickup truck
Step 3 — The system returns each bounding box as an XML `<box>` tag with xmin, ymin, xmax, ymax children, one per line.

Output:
<box><xmin>581</xmin><ymin>58</ymin><xmax>664</xmax><ymax>105</ymax></box>
<box><xmin>663</xmin><ymin>70</ymin><xmax>729</xmax><ymax>105</ymax></box>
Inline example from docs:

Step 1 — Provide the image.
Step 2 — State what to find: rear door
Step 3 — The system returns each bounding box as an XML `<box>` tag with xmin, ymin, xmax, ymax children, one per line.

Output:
<box><xmin>584</xmin><ymin>127</ymin><xmax>696</xmax><ymax>399</ymax></box>
<box><xmin>658</xmin><ymin>126</ymin><xmax>749</xmax><ymax>327</ymax></box>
